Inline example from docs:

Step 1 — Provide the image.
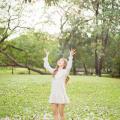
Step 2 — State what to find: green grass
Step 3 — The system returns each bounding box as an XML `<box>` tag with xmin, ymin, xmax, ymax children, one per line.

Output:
<box><xmin>0</xmin><ymin>67</ymin><xmax>45</xmax><ymax>75</ymax></box>
<box><xmin>0</xmin><ymin>75</ymin><xmax>120</xmax><ymax>120</ymax></box>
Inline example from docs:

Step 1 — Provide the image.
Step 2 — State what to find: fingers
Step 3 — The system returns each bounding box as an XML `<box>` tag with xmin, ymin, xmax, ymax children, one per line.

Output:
<box><xmin>71</xmin><ymin>48</ymin><xmax>76</xmax><ymax>52</ymax></box>
<box><xmin>72</xmin><ymin>49</ymin><xmax>76</xmax><ymax>53</ymax></box>
<box><xmin>70</xmin><ymin>48</ymin><xmax>76</xmax><ymax>56</ymax></box>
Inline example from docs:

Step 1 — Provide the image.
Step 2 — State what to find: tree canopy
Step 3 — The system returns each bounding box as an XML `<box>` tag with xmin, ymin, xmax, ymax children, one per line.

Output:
<box><xmin>0</xmin><ymin>0</ymin><xmax>120</xmax><ymax>77</ymax></box>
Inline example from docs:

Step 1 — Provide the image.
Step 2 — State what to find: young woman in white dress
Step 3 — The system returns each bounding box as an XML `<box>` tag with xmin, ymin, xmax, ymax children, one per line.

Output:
<box><xmin>43</xmin><ymin>49</ymin><xmax>76</xmax><ymax>120</ymax></box>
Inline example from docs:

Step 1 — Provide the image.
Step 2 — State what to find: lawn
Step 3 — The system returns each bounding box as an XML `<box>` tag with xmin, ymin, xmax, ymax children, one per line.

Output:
<box><xmin>0</xmin><ymin>74</ymin><xmax>120</xmax><ymax>120</ymax></box>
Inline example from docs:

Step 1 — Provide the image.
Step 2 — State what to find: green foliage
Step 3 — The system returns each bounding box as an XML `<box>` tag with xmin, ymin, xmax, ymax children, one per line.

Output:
<box><xmin>0</xmin><ymin>0</ymin><xmax>120</xmax><ymax>76</ymax></box>
<box><xmin>0</xmin><ymin>75</ymin><xmax>120</xmax><ymax>119</ymax></box>
<box><xmin>0</xmin><ymin>28</ymin><xmax>5</xmax><ymax>35</ymax></box>
<box><xmin>24</xmin><ymin>0</ymin><xmax>59</xmax><ymax>5</ymax></box>
<box><xmin>1</xmin><ymin>31</ymin><xmax>58</xmax><ymax>68</ymax></box>
<box><xmin>58</xmin><ymin>0</ymin><xmax>120</xmax><ymax>76</ymax></box>
<box><xmin>105</xmin><ymin>33</ymin><xmax>120</xmax><ymax>77</ymax></box>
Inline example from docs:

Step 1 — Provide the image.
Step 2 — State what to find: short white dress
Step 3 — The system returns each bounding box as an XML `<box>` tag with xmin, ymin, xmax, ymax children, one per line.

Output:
<box><xmin>43</xmin><ymin>52</ymin><xmax>73</xmax><ymax>104</ymax></box>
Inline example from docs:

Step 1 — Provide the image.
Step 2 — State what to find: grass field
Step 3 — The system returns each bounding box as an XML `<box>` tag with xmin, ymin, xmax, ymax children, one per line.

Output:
<box><xmin>0</xmin><ymin>74</ymin><xmax>120</xmax><ymax>120</ymax></box>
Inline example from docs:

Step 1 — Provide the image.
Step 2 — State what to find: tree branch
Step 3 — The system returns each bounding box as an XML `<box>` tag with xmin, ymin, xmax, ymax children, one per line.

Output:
<box><xmin>0</xmin><ymin>49</ymin><xmax>46</xmax><ymax>74</ymax></box>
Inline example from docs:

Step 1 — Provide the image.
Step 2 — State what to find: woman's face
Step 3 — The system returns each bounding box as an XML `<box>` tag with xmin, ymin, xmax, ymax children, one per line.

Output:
<box><xmin>57</xmin><ymin>58</ymin><xmax>65</xmax><ymax>67</ymax></box>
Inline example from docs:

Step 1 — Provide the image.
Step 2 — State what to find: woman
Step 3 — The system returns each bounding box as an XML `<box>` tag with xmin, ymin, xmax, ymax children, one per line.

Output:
<box><xmin>43</xmin><ymin>49</ymin><xmax>76</xmax><ymax>120</ymax></box>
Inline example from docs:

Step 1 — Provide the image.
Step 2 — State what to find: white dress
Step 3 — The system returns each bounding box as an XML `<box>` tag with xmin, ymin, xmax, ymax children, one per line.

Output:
<box><xmin>43</xmin><ymin>52</ymin><xmax>73</xmax><ymax>104</ymax></box>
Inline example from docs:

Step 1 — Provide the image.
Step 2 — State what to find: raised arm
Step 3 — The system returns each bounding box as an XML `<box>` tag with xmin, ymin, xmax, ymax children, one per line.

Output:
<box><xmin>65</xmin><ymin>49</ymin><xmax>76</xmax><ymax>75</ymax></box>
<box><xmin>43</xmin><ymin>51</ymin><xmax>54</xmax><ymax>74</ymax></box>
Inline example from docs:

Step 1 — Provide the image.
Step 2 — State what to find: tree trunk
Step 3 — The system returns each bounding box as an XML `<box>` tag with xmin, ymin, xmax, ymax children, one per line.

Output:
<box><xmin>83</xmin><ymin>63</ymin><xmax>88</xmax><ymax>75</ymax></box>
<box><xmin>118</xmin><ymin>63</ymin><xmax>120</xmax><ymax>77</ymax></box>
<box><xmin>0</xmin><ymin>50</ymin><xmax>46</xmax><ymax>74</ymax></box>
<box><xmin>95</xmin><ymin>49</ymin><xmax>99</xmax><ymax>75</ymax></box>
<box><xmin>12</xmin><ymin>67</ymin><xmax>14</xmax><ymax>74</ymax></box>
<box><xmin>72</xmin><ymin>57</ymin><xmax>76</xmax><ymax>75</ymax></box>
<box><xmin>28</xmin><ymin>68</ymin><xmax>31</xmax><ymax>74</ymax></box>
<box><xmin>95</xmin><ymin>54</ymin><xmax>103</xmax><ymax>77</ymax></box>
<box><xmin>98</xmin><ymin>57</ymin><xmax>103</xmax><ymax>77</ymax></box>
<box><xmin>92</xmin><ymin>0</ymin><xmax>101</xmax><ymax>76</ymax></box>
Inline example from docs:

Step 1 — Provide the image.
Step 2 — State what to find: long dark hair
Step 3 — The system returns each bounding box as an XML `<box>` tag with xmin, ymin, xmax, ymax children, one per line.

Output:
<box><xmin>53</xmin><ymin>58</ymin><xmax>70</xmax><ymax>85</ymax></box>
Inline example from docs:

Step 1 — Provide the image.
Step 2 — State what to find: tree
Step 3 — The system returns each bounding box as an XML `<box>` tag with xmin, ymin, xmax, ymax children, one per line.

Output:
<box><xmin>0</xmin><ymin>31</ymin><xmax>58</xmax><ymax>74</ymax></box>
<box><xmin>0</xmin><ymin>0</ymin><xmax>57</xmax><ymax>74</ymax></box>
<box><xmin>58</xmin><ymin>0</ymin><xmax>120</xmax><ymax>76</ymax></box>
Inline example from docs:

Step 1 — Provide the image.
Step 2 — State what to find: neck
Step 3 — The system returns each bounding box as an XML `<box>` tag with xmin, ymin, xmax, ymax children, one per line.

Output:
<box><xmin>58</xmin><ymin>66</ymin><xmax>63</xmax><ymax>70</ymax></box>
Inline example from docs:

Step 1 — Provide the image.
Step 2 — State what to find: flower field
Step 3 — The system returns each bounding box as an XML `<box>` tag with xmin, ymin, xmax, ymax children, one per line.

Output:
<box><xmin>0</xmin><ymin>75</ymin><xmax>120</xmax><ymax>120</ymax></box>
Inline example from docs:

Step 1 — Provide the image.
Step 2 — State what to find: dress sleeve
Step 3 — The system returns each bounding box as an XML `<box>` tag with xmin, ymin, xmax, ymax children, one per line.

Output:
<box><xmin>65</xmin><ymin>51</ymin><xmax>73</xmax><ymax>75</ymax></box>
<box><xmin>43</xmin><ymin>55</ymin><xmax>54</xmax><ymax>74</ymax></box>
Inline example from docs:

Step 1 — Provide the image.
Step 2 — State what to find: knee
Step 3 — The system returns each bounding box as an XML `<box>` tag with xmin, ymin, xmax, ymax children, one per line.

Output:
<box><xmin>53</xmin><ymin>111</ymin><xmax>58</xmax><ymax>116</ymax></box>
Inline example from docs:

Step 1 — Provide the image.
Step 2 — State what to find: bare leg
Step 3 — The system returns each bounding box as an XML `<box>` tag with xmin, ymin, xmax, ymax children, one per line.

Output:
<box><xmin>51</xmin><ymin>103</ymin><xmax>59</xmax><ymax>120</ymax></box>
<box><xmin>58</xmin><ymin>104</ymin><xmax>65</xmax><ymax>120</ymax></box>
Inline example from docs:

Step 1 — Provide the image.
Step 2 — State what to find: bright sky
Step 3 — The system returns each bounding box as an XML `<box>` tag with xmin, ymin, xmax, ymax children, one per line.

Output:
<box><xmin>22</xmin><ymin>0</ymin><xmax>62</xmax><ymax>34</ymax></box>
<box><xmin>7</xmin><ymin>0</ymin><xmax>62</xmax><ymax>39</ymax></box>
<box><xmin>7</xmin><ymin>0</ymin><xmax>94</xmax><ymax>39</ymax></box>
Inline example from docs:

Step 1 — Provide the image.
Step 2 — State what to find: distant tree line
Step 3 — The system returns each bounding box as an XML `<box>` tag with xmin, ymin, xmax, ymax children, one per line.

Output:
<box><xmin>0</xmin><ymin>0</ymin><xmax>120</xmax><ymax>77</ymax></box>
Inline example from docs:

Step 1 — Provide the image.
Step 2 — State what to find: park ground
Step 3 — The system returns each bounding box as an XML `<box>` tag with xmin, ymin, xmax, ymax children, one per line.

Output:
<box><xmin>0</xmin><ymin>69</ymin><xmax>120</xmax><ymax>120</ymax></box>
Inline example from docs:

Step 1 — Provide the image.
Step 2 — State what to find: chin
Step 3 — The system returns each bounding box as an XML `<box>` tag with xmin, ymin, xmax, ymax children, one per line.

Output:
<box><xmin>57</xmin><ymin>64</ymin><xmax>61</xmax><ymax>67</ymax></box>
<box><xmin>57</xmin><ymin>63</ymin><xmax>60</xmax><ymax>66</ymax></box>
